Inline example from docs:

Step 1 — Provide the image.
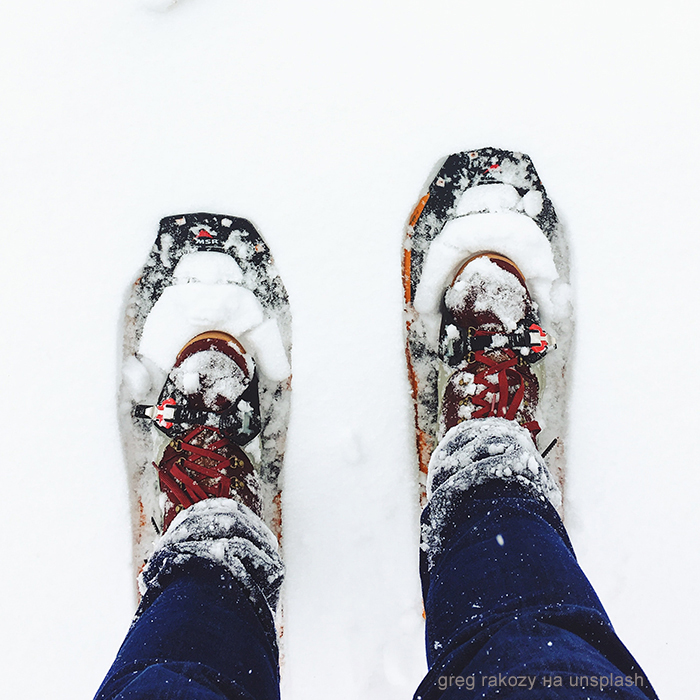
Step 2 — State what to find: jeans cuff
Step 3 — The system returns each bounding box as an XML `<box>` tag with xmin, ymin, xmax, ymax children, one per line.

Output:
<box><xmin>138</xmin><ymin>498</ymin><xmax>284</xmax><ymax>626</ymax></box>
<box><xmin>422</xmin><ymin>418</ymin><xmax>561</xmax><ymax>568</ymax></box>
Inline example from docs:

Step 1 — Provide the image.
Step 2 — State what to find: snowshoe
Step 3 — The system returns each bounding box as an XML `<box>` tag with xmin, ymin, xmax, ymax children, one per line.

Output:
<box><xmin>119</xmin><ymin>213</ymin><xmax>292</xmax><ymax>579</ymax></box>
<box><xmin>402</xmin><ymin>148</ymin><xmax>572</xmax><ymax>510</ymax></box>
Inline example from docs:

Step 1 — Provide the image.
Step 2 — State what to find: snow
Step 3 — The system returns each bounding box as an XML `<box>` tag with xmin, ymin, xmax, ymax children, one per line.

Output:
<box><xmin>173</xmin><ymin>251</ymin><xmax>245</xmax><ymax>286</ymax></box>
<box><xmin>414</xmin><ymin>211</ymin><xmax>559</xmax><ymax>320</ymax></box>
<box><xmin>445</xmin><ymin>255</ymin><xmax>528</xmax><ymax>332</ymax></box>
<box><xmin>1</xmin><ymin>1</ymin><xmax>699</xmax><ymax>699</ymax></box>
<box><xmin>171</xmin><ymin>349</ymin><xmax>247</xmax><ymax>407</ymax></box>
<box><xmin>140</xmin><ymin>498</ymin><xmax>283</xmax><ymax>613</ymax></box>
<box><xmin>454</xmin><ymin>183</ymin><xmax>543</xmax><ymax>218</ymax></box>
<box><xmin>244</xmin><ymin>318</ymin><xmax>293</xmax><ymax>382</ymax></box>
<box><xmin>139</xmin><ymin>252</ymin><xmax>291</xmax><ymax>381</ymax></box>
<box><xmin>426</xmin><ymin>418</ymin><xmax>561</xmax><ymax>537</ymax></box>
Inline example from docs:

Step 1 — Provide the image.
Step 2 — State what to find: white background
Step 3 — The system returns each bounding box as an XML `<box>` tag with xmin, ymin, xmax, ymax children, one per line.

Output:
<box><xmin>1</xmin><ymin>1</ymin><xmax>698</xmax><ymax>698</ymax></box>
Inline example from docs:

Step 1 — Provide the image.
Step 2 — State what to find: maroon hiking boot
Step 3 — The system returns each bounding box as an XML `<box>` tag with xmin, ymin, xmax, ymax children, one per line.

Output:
<box><xmin>437</xmin><ymin>253</ymin><xmax>553</xmax><ymax>443</ymax></box>
<box><xmin>138</xmin><ymin>331</ymin><xmax>263</xmax><ymax>531</ymax></box>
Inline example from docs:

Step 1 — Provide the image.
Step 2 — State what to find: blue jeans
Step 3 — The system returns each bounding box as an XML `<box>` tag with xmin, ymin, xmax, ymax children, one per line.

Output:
<box><xmin>96</xmin><ymin>432</ymin><xmax>657</xmax><ymax>699</ymax></box>
<box><xmin>416</xmin><ymin>480</ymin><xmax>657</xmax><ymax>698</ymax></box>
<box><xmin>94</xmin><ymin>560</ymin><xmax>280</xmax><ymax>700</ymax></box>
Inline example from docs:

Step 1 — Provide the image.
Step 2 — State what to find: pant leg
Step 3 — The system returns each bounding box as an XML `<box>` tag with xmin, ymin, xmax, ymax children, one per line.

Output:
<box><xmin>94</xmin><ymin>499</ymin><xmax>283</xmax><ymax>700</ymax></box>
<box><xmin>95</xmin><ymin>561</ymin><xmax>280</xmax><ymax>700</ymax></box>
<box><xmin>415</xmin><ymin>421</ymin><xmax>658</xmax><ymax>699</ymax></box>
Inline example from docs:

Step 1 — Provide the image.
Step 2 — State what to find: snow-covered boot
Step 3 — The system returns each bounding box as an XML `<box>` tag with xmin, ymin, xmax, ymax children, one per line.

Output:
<box><xmin>136</xmin><ymin>331</ymin><xmax>264</xmax><ymax>531</ymax></box>
<box><xmin>132</xmin><ymin>328</ymin><xmax>286</xmax><ymax>624</ymax></box>
<box><xmin>438</xmin><ymin>253</ymin><xmax>550</xmax><ymax>441</ymax></box>
<box><xmin>403</xmin><ymin>148</ymin><xmax>573</xmax><ymax>508</ymax></box>
<box><xmin>423</xmin><ymin>253</ymin><xmax>563</xmax><ymax>516</ymax></box>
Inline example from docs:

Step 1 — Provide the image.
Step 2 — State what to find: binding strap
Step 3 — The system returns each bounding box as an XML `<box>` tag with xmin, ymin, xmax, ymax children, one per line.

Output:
<box><xmin>135</xmin><ymin>372</ymin><xmax>261</xmax><ymax>446</ymax></box>
<box><xmin>441</xmin><ymin>314</ymin><xmax>554</xmax><ymax>367</ymax></box>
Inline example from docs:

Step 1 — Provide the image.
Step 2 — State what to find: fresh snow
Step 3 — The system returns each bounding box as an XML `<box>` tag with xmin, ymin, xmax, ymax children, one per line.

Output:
<box><xmin>139</xmin><ymin>252</ymin><xmax>291</xmax><ymax>381</ymax></box>
<box><xmin>1</xmin><ymin>1</ymin><xmax>699</xmax><ymax>700</ymax></box>
<box><xmin>454</xmin><ymin>183</ymin><xmax>544</xmax><ymax>218</ymax></box>
<box><xmin>414</xmin><ymin>211</ymin><xmax>559</xmax><ymax>321</ymax></box>
<box><xmin>425</xmin><ymin>419</ymin><xmax>562</xmax><ymax>547</ymax></box>
<box><xmin>171</xmin><ymin>349</ymin><xmax>248</xmax><ymax>408</ymax></box>
<box><xmin>445</xmin><ymin>256</ymin><xmax>528</xmax><ymax>333</ymax></box>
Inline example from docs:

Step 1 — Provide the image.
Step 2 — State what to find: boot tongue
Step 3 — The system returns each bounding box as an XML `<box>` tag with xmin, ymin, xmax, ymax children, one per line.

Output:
<box><xmin>445</xmin><ymin>256</ymin><xmax>528</xmax><ymax>333</ymax></box>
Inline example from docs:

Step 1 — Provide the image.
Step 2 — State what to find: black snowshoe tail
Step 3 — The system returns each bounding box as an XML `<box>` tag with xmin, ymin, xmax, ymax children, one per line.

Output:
<box><xmin>403</xmin><ymin>149</ymin><xmax>572</xmax><ymax>509</ymax></box>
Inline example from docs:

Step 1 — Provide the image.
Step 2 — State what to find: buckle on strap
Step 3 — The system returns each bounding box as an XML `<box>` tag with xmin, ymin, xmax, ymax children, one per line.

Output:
<box><xmin>134</xmin><ymin>377</ymin><xmax>262</xmax><ymax>446</ymax></box>
<box><xmin>136</xmin><ymin>398</ymin><xmax>177</xmax><ymax>428</ymax></box>
<box><xmin>528</xmin><ymin>323</ymin><xmax>550</xmax><ymax>353</ymax></box>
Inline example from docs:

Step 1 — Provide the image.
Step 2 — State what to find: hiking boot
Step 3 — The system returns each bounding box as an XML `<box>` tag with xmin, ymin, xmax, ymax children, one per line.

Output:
<box><xmin>136</xmin><ymin>331</ymin><xmax>263</xmax><ymax>531</ymax></box>
<box><xmin>437</xmin><ymin>253</ymin><xmax>552</xmax><ymax>443</ymax></box>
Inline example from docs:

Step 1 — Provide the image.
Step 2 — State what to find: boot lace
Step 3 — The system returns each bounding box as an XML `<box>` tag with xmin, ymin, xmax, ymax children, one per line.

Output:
<box><xmin>470</xmin><ymin>348</ymin><xmax>541</xmax><ymax>439</ymax></box>
<box><xmin>155</xmin><ymin>425</ymin><xmax>258</xmax><ymax>525</ymax></box>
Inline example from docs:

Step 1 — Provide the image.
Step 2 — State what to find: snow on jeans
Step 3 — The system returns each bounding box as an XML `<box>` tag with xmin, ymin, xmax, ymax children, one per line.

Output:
<box><xmin>94</xmin><ymin>419</ymin><xmax>657</xmax><ymax>700</ymax></box>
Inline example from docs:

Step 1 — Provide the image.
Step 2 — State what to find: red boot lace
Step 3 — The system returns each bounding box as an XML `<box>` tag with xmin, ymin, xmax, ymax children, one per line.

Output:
<box><xmin>470</xmin><ymin>348</ymin><xmax>541</xmax><ymax>439</ymax></box>
<box><xmin>155</xmin><ymin>425</ymin><xmax>256</xmax><ymax>528</ymax></box>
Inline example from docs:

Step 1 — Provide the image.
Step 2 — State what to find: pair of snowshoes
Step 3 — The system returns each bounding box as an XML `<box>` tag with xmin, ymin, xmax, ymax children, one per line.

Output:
<box><xmin>119</xmin><ymin>148</ymin><xmax>571</xmax><ymax>580</ymax></box>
